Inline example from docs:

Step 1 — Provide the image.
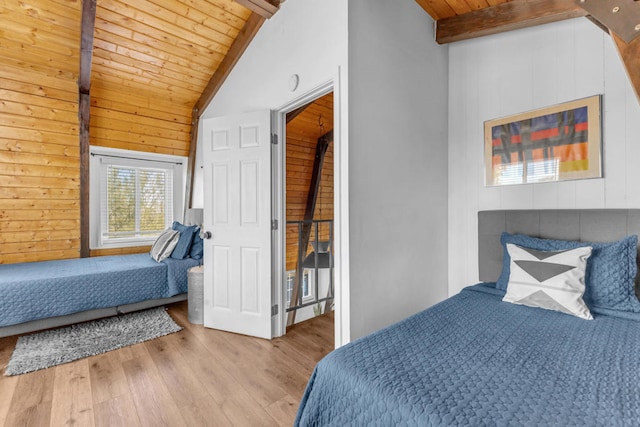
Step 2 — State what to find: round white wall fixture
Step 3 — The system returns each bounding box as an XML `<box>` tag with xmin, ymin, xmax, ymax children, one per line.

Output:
<box><xmin>288</xmin><ymin>74</ymin><xmax>300</xmax><ymax>92</ymax></box>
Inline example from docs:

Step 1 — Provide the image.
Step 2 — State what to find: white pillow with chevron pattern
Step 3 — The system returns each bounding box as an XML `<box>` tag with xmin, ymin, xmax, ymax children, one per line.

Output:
<box><xmin>503</xmin><ymin>243</ymin><xmax>593</xmax><ymax>320</ymax></box>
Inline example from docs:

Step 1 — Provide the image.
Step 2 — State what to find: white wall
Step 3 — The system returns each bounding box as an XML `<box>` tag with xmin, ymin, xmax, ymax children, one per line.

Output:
<box><xmin>194</xmin><ymin>0</ymin><xmax>349</xmax><ymax>207</ymax></box>
<box><xmin>348</xmin><ymin>0</ymin><xmax>449</xmax><ymax>339</ymax></box>
<box><xmin>195</xmin><ymin>0</ymin><xmax>350</xmax><ymax>344</ymax></box>
<box><xmin>448</xmin><ymin>18</ymin><xmax>640</xmax><ymax>296</ymax></box>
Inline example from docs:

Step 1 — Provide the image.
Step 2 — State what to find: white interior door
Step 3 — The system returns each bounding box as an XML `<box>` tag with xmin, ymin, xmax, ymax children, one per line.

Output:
<box><xmin>201</xmin><ymin>110</ymin><xmax>272</xmax><ymax>339</ymax></box>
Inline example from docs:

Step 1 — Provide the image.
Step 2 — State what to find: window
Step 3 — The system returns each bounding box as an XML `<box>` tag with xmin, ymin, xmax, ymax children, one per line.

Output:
<box><xmin>285</xmin><ymin>270</ymin><xmax>315</xmax><ymax>308</ymax></box>
<box><xmin>90</xmin><ymin>147</ymin><xmax>186</xmax><ymax>249</ymax></box>
<box><xmin>103</xmin><ymin>165</ymin><xmax>171</xmax><ymax>240</ymax></box>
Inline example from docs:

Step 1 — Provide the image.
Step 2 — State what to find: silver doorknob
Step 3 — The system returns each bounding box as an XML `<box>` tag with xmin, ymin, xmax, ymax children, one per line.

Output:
<box><xmin>200</xmin><ymin>230</ymin><xmax>212</xmax><ymax>239</ymax></box>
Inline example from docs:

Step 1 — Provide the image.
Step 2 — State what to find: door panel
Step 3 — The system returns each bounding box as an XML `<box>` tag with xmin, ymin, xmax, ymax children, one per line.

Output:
<box><xmin>202</xmin><ymin>110</ymin><xmax>272</xmax><ymax>339</ymax></box>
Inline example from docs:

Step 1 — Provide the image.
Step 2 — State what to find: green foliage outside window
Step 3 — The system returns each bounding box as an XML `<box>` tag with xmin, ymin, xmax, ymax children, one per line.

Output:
<box><xmin>106</xmin><ymin>166</ymin><xmax>168</xmax><ymax>238</ymax></box>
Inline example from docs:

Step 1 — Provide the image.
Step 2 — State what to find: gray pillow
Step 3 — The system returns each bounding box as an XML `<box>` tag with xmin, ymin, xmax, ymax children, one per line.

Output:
<box><xmin>150</xmin><ymin>229</ymin><xmax>180</xmax><ymax>262</ymax></box>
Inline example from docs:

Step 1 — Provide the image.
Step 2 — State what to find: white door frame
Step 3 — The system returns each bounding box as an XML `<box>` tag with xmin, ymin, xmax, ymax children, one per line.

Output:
<box><xmin>272</xmin><ymin>77</ymin><xmax>349</xmax><ymax>348</ymax></box>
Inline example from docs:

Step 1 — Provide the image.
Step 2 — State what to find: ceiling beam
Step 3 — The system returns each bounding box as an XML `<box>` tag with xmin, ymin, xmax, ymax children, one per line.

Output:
<box><xmin>235</xmin><ymin>0</ymin><xmax>280</xmax><ymax>19</ymax></box>
<box><xmin>435</xmin><ymin>0</ymin><xmax>588</xmax><ymax>44</ymax></box>
<box><xmin>79</xmin><ymin>0</ymin><xmax>97</xmax><ymax>258</ymax></box>
<box><xmin>79</xmin><ymin>0</ymin><xmax>96</xmax><ymax>95</ymax></box>
<box><xmin>611</xmin><ymin>33</ymin><xmax>640</xmax><ymax>104</ymax></box>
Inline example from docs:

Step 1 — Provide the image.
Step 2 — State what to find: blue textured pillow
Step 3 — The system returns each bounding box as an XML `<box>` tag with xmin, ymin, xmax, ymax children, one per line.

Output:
<box><xmin>170</xmin><ymin>221</ymin><xmax>197</xmax><ymax>259</ymax></box>
<box><xmin>189</xmin><ymin>228</ymin><xmax>203</xmax><ymax>260</ymax></box>
<box><xmin>497</xmin><ymin>232</ymin><xmax>640</xmax><ymax>313</ymax></box>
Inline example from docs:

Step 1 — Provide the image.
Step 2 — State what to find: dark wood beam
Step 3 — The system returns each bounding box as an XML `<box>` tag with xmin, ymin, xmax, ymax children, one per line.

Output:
<box><xmin>288</xmin><ymin>130</ymin><xmax>333</xmax><ymax>326</ymax></box>
<box><xmin>235</xmin><ymin>0</ymin><xmax>280</xmax><ymax>19</ymax></box>
<box><xmin>435</xmin><ymin>0</ymin><xmax>588</xmax><ymax>44</ymax></box>
<box><xmin>79</xmin><ymin>0</ymin><xmax>97</xmax><ymax>258</ymax></box>
<box><xmin>194</xmin><ymin>13</ymin><xmax>266</xmax><ymax>114</ymax></box>
<box><xmin>611</xmin><ymin>33</ymin><xmax>640</xmax><ymax>104</ymax></box>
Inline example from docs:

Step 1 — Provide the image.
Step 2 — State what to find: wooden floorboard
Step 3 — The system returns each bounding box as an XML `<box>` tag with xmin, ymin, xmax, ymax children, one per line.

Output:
<box><xmin>0</xmin><ymin>301</ymin><xmax>334</xmax><ymax>426</ymax></box>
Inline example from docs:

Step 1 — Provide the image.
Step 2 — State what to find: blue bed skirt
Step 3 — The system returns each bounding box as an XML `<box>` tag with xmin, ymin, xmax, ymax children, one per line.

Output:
<box><xmin>0</xmin><ymin>254</ymin><xmax>199</xmax><ymax>328</ymax></box>
<box><xmin>296</xmin><ymin>284</ymin><xmax>640</xmax><ymax>425</ymax></box>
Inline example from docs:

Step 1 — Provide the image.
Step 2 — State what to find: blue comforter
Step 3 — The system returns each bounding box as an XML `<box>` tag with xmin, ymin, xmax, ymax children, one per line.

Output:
<box><xmin>296</xmin><ymin>284</ymin><xmax>640</xmax><ymax>425</ymax></box>
<box><xmin>0</xmin><ymin>254</ymin><xmax>199</xmax><ymax>327</ymax></box>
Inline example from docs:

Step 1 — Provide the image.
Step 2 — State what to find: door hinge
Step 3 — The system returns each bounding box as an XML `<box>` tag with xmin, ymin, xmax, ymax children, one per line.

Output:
<box><xmin>271</xmin><ymin>304</ymin><xmax>279</xmax><ymax>316</ymax></box>
<box><xmin>271</xmin><ymin>133</ymin><xmax>278</xmax><ymax>145</ymax></box>
<box><xmin>271</xmin><ymin>219</ymin><xmax>278</xmax><ymax>230</ymax></box>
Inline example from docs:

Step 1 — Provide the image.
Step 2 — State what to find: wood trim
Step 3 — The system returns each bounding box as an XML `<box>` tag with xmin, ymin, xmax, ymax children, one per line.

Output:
<box><xmin>586</xmin><ymin>15</ymin><xmax>610</xmax><ymax>34</ymax></box>
<box><xmin>435</xmin><ymin>0</ymin><xmax>588</xmax><ymax>44</ymax></box>
<box><xmin>612</xmin><ymin>33</ymin><xmax>640</xmax><ymax>104</ymax></box>
<box><xmin>194</xmin><ymin>12</ymin><xmax>266</xmax><ymax>114</ymax></box>
<box><xmin>79</xmin><ymin>0</ymin><xmax>97</xmax><ymax>258</ymax></box>
<box><xmin>234</xmin><ymin>0</ymin><xmax>280</xmax><ymax>19</ymax></box>
<box><xmin>184</xmin><ymin>108</ymin><xmax>199</xmax><ymax>213</ymax></box>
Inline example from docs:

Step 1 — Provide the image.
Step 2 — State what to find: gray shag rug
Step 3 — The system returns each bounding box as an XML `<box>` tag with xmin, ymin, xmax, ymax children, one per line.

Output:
<box><xmin>4</xmin><ymin>307</ymin><xmax>182</xmax><ymax>376</ymax></box>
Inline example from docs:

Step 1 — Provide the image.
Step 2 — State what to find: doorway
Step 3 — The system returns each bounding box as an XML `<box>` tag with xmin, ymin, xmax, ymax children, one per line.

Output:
<box><xmin>273</xmin><ymin>86</ymin><xmax>335</xmax><ymax>343</ymax></box>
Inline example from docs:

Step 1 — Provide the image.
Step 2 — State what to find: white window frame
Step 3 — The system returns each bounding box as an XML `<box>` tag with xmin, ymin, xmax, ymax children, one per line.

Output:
<box><xmin>89</xmin><ymin>146</ymin><xmax>186</xmax><ymax>250</ymax></box>
<box><xmin>285</xmin><ymin>269</ymin><xmax>315</xmax><ymax>308</ymax></box>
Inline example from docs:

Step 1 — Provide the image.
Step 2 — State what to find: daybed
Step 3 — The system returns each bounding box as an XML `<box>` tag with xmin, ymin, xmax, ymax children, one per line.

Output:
<box><xmin>0</xmin><ymin>220</ymin><xmax>203</xmax><ymax>338</ymax></box>
<box><xmin>295</xmin><ymin>209</ymin><xmax>640</xmax><ymax>425</ymax></box>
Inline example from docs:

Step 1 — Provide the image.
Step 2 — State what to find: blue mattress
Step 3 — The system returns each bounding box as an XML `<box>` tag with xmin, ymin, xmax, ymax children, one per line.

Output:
<box><xmin>0</xmin><ymin>254</ymin><xmax>199</xmax><ymax>327</ymax></box>
<box><xmin>296</xmin><ymin>284</ymin><xmax>640</xmax><ymax>425</ymax></box>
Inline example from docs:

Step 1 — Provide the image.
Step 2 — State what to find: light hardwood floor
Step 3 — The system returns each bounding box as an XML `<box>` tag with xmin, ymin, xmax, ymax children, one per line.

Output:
<box><xmin>0</xmin><ymin>302</ymin><xmax>334</xmax><ymax>426</ymax></box>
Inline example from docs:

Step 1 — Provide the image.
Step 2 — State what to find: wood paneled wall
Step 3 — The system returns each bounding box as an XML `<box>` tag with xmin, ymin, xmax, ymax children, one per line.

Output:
<box><xmin>0</xmin><ymin>0</ymin><xmax>82</xmax><ymax>264</ymax></box>
<box><xmin>285</xmin><ymin>93</ymin><xmax>334</xmax><ymax>271</ymax></box>
<box><xmin>0</xmin><ymin>0</ymin><xmax>253</xmax><ymax>263</ymax></box>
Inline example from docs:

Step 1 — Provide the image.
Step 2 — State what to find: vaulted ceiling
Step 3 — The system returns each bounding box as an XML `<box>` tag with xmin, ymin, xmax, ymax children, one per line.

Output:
<box><xmin>1</xmin><ymin>0</ymin><xmax>638</xmax><ymax>263</ymax></box>
<box><xmin>415</xmin><ymin>0</ymin><xmax>640</xmax><ymax>101</ymax></box>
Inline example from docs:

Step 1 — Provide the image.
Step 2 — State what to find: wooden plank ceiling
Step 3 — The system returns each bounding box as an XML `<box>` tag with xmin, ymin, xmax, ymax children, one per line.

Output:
<box><xmin>415</xmin><ymin>0</ymin><xmax>640</xmax><ymax>101</ymax></box>
<box><xmin>2</xmin><ymin>0</ymin><xmax>637</xmax><ymax>264</ymax></box>
<box><xmin>0</xmin><ymin>0</ymin><xmax>278</xmax><ymax>263</ymax></box>
<box><xmin>90</xmin><ymin>0</ymin><xmax>253</xmax><ymax>156</ymax></box>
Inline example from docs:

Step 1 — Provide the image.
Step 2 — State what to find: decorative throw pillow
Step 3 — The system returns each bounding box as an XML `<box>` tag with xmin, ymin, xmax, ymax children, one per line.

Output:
<box><xmin>503</xmin><ymin>243</ymin><xmax>593</xmax><ymax>320</ymax></box>
<box><xmin>170</xmin><ymin>221</ymin><xmax>197</xmax><ymax>259</ymax></box>
<box><xmin>189</xmin><ymin>228</ymin><xmax>204</xmax><ymax>260</ymax></box>
<box><xmin>150</xmin><ymin>229</ymin><xmax>180</xmax><ymax>262</ymax></box>
<box><xmin>496</xmin><ymin>233</ymin><xmax>640</xmax><ymax>313</ymax></box>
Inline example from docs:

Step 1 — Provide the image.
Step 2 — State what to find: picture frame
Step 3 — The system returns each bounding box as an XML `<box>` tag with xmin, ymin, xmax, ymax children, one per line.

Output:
<box><xmin>484</xmin><ymin>95</ymin><xmax>602</xmax><ymax>186</ymax></box>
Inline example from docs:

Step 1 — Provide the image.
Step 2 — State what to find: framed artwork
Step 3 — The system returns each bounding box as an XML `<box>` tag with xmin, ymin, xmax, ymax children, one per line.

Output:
<box><xmin>484</xmin><ymin>95</ymin><xmax>602</xmax><ymax>186</ymax></box>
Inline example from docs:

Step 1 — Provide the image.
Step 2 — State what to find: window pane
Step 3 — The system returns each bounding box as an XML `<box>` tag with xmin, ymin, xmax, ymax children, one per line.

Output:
<box><xmin>303</xmin><ymin>270</ymin><xmax>310</xmax><ymax>297</ymax></box>
<box><xmin>107</xmin><ymin>166</ymin><xmax>135</xmax><ymax>233</ymax></box>
<box><xmin>139</xmin><ymin>169</ymin><xmax>166</xmax><ymax>233</ymax></box>
<box><xmin>105</xmin><ymin>165</ymin><xmax>170</xmax><ymax>239</ymax></box>
<box><xmin>286</xmin><ymin>273</ymin><xmax>294</xmax><ymax>308</ymax></box>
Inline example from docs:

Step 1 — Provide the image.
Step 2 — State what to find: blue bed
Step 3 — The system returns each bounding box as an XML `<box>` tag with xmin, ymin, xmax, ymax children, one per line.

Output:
<box><xmin>296</xmin><ymin>209</ymin><xmax>640</xmax><ymax>425</ymax></box>
<box><xmin>0</xmin><ymin>254</ymin><xmax>199</xmax><ymax>336</ymax></box>
<box><xmin>296</xmin><ymin>283</ymin><xmax>640</xmax><ymax>425</ymax></box>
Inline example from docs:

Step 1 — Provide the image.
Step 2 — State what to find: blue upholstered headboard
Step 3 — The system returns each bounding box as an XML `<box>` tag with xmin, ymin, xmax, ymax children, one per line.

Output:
<box><xmin>478</xmin><ymin>210</ymin><xmax>640</xmax><ymax>283</ymax></box>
